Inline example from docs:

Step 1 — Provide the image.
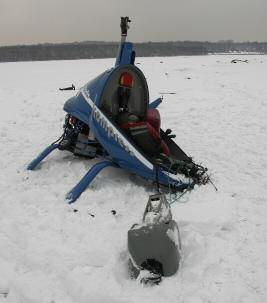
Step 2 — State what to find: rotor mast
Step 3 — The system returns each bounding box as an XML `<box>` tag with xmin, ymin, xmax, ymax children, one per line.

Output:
<box><xmin>115</xmin><ymin>16</ymin><xmax>133</xmax><ymax>66</ymax></box>
<box><xmin>120</xmin><ymin>16</ymin><xmax>131</xmax><ymax>44</ymax></box>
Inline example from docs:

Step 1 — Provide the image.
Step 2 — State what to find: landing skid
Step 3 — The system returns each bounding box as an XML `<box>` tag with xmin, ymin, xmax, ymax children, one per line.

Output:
<box><xmin>66</xmin><ymin>160</ymin><xmax>117</xmax><ymax>203</ymax></box>
<box><xmin>26</xmin><ymin>144</ymin><xmax>194</xmax><ymax>204</ymax></box>
<box><xmin>27</xmin><ymin>143</ymin><xmax>59</xmax><ymax>170</ymax></box>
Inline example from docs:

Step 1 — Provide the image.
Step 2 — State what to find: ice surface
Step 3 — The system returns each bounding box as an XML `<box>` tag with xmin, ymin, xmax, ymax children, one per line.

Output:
<box><xmin>0</xmin><ymin>55</ymin><xmax>267</xmax><ymax>302</ymax></box>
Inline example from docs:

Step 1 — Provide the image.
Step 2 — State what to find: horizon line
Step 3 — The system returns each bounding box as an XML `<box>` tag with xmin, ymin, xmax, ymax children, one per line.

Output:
<box><xmin>1</xmin><ymin>39</ymin><xmax>267</xmax><ymax>48</ymax></box>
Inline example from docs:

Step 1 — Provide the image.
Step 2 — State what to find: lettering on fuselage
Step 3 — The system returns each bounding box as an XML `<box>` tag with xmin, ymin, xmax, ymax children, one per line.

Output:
<box><xmin>81</xmin><ymin>86</ymin><xmax>153</xmax><ymax>170</ymax></box>
<box><xmin>92</xmin><ymin>107</ymin><xmax>134</xmax><ymax>157</ymax></box>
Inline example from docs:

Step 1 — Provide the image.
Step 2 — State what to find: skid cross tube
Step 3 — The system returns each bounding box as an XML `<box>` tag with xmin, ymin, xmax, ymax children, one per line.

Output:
<box><xmin>66</xmin><ymin>160</ymin><xmax>118</xmax><ymax>203</ymax></box>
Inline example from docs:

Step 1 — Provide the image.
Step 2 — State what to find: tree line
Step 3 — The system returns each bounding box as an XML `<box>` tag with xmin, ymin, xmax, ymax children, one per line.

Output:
<box><xmin>0</xmin><ymin>40</ymin><xmax>266</xmax><ymax>62</ymax></box>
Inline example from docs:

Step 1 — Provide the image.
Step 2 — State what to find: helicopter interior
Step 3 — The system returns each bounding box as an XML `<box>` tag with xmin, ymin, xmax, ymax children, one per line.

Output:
<box><xmin>100</xmin><ymin>65</ymin><xmax>172</xmax><ymax>158</ymax></box>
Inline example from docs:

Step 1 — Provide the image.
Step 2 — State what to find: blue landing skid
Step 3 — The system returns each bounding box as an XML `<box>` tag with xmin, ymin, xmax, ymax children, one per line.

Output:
<box><xmin>27</xmin><ymin>143</ymin><xmax>59</xmax><ymax>170</ymax></box>
<box><xmin>66</xmin><ymin>160</ymin><xmax>117</xmax><ymax>203</ymax></box>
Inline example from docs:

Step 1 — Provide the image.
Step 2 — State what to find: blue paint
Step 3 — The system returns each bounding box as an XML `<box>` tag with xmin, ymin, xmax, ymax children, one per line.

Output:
<box><xmin>149</xmin><ymin>97</ymin><xmax>162</xmax><ymax>109</ymax></box>
<box><xmin>115</xmin><ymin>42</ymin><xmax>135</xmax><ymax>66</ymax></box>
<box><xmin>64</xmin><ymin>95</ymin><xmax>92</xmax><ymax>125</ymax></box>
<box><xmin>27</xmin><ymin>144</ymin><xmax>59</xmax><ymax>170</ymax></box>
<box><xmin>66</xmin><ymin>160</ymin><xmax>117</xmax><ymax>203</ymax></box>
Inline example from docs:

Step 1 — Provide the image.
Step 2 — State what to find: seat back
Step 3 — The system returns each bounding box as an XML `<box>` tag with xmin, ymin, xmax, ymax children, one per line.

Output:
<box><xmin>147</xmin><ymin>108</ymin><xmax>161</xmax><ymax>133</ymax></box>
<box><xmin>100</xmin><ymin>65</ymin><xmax>149</xmax><ymax>120</ymax></box>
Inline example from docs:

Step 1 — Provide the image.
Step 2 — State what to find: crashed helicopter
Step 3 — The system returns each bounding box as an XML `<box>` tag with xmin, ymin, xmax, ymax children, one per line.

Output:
<box><xmin>27</xmin><ymin>17</ymin><xmax>209</xmax><ymax>203</ymax></box>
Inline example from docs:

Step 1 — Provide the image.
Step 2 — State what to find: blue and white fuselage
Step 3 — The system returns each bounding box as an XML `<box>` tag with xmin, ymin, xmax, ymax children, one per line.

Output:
<box><xmin>27</xmin><ymin>37</ymin><xmax>193</xmax><ymax>203</ymax></box>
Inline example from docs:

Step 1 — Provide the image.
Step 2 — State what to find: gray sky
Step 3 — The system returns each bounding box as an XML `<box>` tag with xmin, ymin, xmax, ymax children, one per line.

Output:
<box><xmin>0</xmin><ymin>0</ymin><xmax>266</xmax><ymax>46</ymax></box>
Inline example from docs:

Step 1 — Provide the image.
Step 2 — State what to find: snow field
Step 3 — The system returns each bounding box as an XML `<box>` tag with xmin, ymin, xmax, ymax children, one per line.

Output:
<box><xmin>0</xmin><ymin>55</ymin><xmax>267</xmax><ymax>302</ymax></box>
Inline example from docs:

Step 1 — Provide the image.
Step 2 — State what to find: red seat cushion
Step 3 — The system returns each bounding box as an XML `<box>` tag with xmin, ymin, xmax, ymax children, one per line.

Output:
<box><xmin>147</xmin><ymin>108</ymin><xmax>161</xmax><ymax>133</ymax></box>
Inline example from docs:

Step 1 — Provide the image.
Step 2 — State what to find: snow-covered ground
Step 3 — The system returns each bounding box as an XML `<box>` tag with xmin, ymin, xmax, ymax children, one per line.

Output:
<box><xmin>0</xmin><ymin>55</ymin><xmax>267</xmax><ymax>303</ymax></box>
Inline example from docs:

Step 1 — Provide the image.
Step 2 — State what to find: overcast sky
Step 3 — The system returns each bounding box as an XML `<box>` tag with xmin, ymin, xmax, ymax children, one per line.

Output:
<box><xmin>0</xmin><ymin>0</ymin><xmax>266</xmax><ymax>46</ymax></box>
